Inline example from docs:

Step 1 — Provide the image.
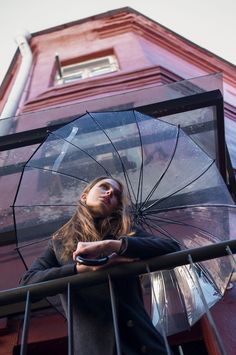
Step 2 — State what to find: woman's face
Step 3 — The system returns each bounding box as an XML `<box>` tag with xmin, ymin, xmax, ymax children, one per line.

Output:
<box><xmin>81</xmin><ymin>178</ymin><xmax>122</xmax><ymax>217</ymax></box>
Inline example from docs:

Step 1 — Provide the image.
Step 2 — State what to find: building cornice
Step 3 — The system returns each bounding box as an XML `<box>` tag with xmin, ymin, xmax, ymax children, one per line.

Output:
<box><xmin>20</xmin><ymin>66</ymin><xmax>181</xmax><ymax>113</ymax></box>
<box><xmin>1</xmin><ymin>7</ymin><xmax>235</xmax><ymax>109</ymax></box>
<box><xmin>93</xmin><ymin>11</ymin><xmax>235</xmax><ymax>86</ymax></box>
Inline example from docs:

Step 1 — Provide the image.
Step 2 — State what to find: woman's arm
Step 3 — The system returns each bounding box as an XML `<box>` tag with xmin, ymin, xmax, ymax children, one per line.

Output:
<box><xmin>20</xmin><ymin>240</ymin><xmax>131</xmax><ymax>285</ymax></box>
<box><xmin>20</xmin><ymin>240</ymin><xmax>76</xmax><ymax>286</ymax></box>
<box><xmin>73</xmin><ymin>229</ymin><xmax>180</xmax><ymax>261</ymax></box>
<box><xmin>118</xmin><ymin>228</ymin><xmax>180</xmax><ymax>259</ymax></box>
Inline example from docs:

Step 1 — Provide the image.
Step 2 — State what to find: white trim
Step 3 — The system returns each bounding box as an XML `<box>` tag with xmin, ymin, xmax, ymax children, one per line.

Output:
<box><xmin>55</xmin><ymin>55</ymin><xmax>119</xmax><ymax>85</ymax></box>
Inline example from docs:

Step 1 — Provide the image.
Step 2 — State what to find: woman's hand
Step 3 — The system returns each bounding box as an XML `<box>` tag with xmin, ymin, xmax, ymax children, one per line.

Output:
<box><xmin>73</xmin><ymin>240</ymin><xmax>122</xmax><ymax>261</ymax></box>
<box><xmin>75</xmin><ymin>253</ymin><xmax>136</xmax><ymax>273</ymax></box>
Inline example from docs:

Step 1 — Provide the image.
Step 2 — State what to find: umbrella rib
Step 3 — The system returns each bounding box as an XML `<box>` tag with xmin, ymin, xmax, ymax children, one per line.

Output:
<box><xmin>25</xmin><ymin>134</ymin><xmax>50</xmax><ymax>166</ymax></box>
<box><xmin>12</xmin><ymin>164</ymin><xmax>30</xmax><ymax>248</ymax></box>
<box><xmin>144</xmin><ymin>213</ymin><xmax>214</xmax><ymax>235</ymax></box>
<box><xmin>142</xmin><ymin>203</ymin><xmax>236</xmax><ymax>214</ymax></box>
<box><xmin>144</xmin><ymin>214</ymin><xmax>190</xmax><ymax>226</ymax></box>
<box><xmin>144</xmin><ymin>214</ymin><xmax>223</xmax><ymax>244</ymax></box>
<box><xmin>133</xmin><ymin>110</ymin><xmax>144</xmax><ymax>209</ymax></box>
<box><xmin>48</xmin><ymin>131</ymin><xmax>112</xmax><ymax>176</ymax></box>
<box><xmin>25</xmin><ymin>164</ymin><xmax>89</xmax><ymax>183</ymax></box>
<box><xmin>15</xmin><ymin>243</ymin><xmax>29</xmax><ymax>269</ymax></box>
<box><xmin>142</xmin><ymin>159</ymin><xmax>215</xmax><ymax>213</ymax></box>
<box><xmin>15</xmin><ymin>236</ymin><xmax>51</xmax><ymax>249</ymax></box>
<box><xmin>197</xmin><ymin>263</ymin><xmax>223</xmax><ymax>295</ymax></box>
<box><xmin>188</xmin><ymin>262</ymin><xmax>222</xmax><ymax>301</ymax></box>
<box><xmin>142</xmin><ymin>217</ymin><xmax>182</xmax><ymax>237</ymax></box>
<box><xmin>14</xmin><ymin>204</ymin><xmax>77</xmax><ymax>207</ymax></box>
<box><xmin>170</xmin><ymin>269</ymin><xmax>191</xmax><ymax>328</ymax></box>
<box><xmin>86</xmin><ymin>112</ymin><xmax>137</xmax><ymax>208</ymax></box>
<box><xmin>174</xmin><ymin>265</ymin><xmax>203</xmax><ymax>327</ymax></box>
<box><xmin>137</xmin><ymin>217</ymin><xmax>154</xmax><ymax>235</ymax></box>
<box><xmin>141</xmin><ymin>216</ymin><xmax>184</xmax><ymax>247</ymax></box>
<box><xmin>139</xmin><ymin>125</ymin><xmax>180</xmax><ymax>211</ymax></box>
<box><xmin>13</xmin><ymin>132</ymin><xmax>57</xmax><ymax>208</ymax></box>
<box><xmin>160</xmin><ymin>271</ymin><xmax>168</xmax><ymax>326</ymax></box>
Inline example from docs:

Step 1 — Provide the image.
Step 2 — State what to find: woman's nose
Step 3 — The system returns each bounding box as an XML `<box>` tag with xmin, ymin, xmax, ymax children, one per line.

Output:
<box><xmin>105</xmin><ymin>188</ymin><xmax>113</xmax><ymax>196</ymax></box>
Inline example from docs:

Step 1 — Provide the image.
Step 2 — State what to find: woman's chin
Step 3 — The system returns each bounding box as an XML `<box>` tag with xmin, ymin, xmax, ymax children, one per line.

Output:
<box><xmin>89</xmin><ymin>205</ymin><xmax>111</xmax><ymax>218</ymax></box>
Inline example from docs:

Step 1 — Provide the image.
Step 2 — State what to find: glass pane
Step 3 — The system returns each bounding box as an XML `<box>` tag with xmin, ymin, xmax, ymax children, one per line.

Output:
<box><xmin>0</xmin><ymin>144</ymin><xmax>40</xmax><ymax>291</ymax></box>
<box><xmin>0</xmin><ymin>73</ymin><xmax>223</xmax><ymax>137</ymax></box>
<box><xmin>225</xmin><ymin>117</ymin><xmax>236</xmax><ymax>167</ymax></box>
<box><xmin>156</xmin><ymin>106</ymin><xmax>218</xmax><ymax>161</ymax></box>
<box><xmin>0</xmin><ymin>145</ymin><xmax>39</xmax><ymax>235</ymax></box>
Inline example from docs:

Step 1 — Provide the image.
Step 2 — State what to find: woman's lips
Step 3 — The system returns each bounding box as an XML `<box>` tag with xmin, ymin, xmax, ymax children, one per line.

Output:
<box><xmin>99</xmin><ymin>196</ymin><xmax>110</xmax><ymax>205</ymax></box>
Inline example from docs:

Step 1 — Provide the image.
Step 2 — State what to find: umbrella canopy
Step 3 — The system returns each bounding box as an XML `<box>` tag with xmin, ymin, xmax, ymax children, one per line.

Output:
<box><xmin>13</xmin><ymin>110</ymin><xmax>235</xmax><ymax>335</ymax></box>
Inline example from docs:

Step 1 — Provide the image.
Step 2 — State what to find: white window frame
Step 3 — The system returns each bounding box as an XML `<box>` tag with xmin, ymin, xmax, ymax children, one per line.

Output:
<box><xmin>55</xmin><ymin>55</ymin><xmax>119</xmax><ymax>85</ymax></box>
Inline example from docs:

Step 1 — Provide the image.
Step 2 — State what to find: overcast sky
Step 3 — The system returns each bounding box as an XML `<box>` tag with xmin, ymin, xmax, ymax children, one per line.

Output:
<box><xmin>0</xmin><ymin>0</ymin><xmax>235</xmax><ymax>85</ymax></box>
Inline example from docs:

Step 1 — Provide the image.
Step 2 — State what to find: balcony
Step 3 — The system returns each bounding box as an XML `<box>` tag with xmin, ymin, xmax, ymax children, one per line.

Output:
<box><xmin>0</xmin><ymin>240</ymin><xmax>236</xmax><ymax>354</ymax></box>
<box><xmin>0</xmin><ymin>75</ymin><xmax>236</xmax><ymax>354</ymax></box>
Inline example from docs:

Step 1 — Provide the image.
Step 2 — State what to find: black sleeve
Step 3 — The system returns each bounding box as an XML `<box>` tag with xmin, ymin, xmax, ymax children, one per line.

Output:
<box><xmin>118</xmin><ymin>228</ymin><xmax>180</xmax><ymax>259</ymax></box>
<box><xmin>20</xmin><ymin>240</ymin><xmax>76</xmax><ymax>286</ymax></box>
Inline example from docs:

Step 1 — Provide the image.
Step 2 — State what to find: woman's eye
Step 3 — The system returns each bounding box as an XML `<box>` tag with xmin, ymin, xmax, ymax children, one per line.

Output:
<box><xmin>101</xmin><ymin>184</ymin><xmax>108</xmax><ymax>190</ymax></box>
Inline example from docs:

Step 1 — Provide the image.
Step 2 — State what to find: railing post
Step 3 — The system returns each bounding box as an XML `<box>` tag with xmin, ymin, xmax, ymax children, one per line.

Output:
<box><xmin>226</xmin><ymin>246</ymin><xmax>236</xmax><ymax>269</ymax></box>
<box><xmin>20</xmin><ymin>290</ymin><xmax>31</xmax><ymax>355</ymax></box>
<box><xmin>178</xmin><ymin>345</ymin><xmax>185</xmax><ymax>355</ymax></box>
<box><xmin>108</xmin><ymin>274</ymin><xmax>122</xmax><ymax>355</ymax></box>
<box><xmin>188</xmin><ymin>255</ymin><xmax>227</xmax><ymax>355</ymax></box>
<box><xmin>67</xmin><ymin>282</ymin><xmax>74</xmax><ymax>355</ymax></box>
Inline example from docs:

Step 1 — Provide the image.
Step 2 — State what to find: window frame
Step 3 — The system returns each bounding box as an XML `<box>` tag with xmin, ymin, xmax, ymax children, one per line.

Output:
<box><xmin>55</xmin><ymin>55</ymin><xmax>119</xmax><ymax>85</ymax></box>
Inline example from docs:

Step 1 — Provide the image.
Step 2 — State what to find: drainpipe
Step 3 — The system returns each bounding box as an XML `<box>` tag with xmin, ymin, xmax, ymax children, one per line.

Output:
<box><xmin>0</xmin><ymin>30</ymin><xmax>32</xmax><ymax>136</ymax></box>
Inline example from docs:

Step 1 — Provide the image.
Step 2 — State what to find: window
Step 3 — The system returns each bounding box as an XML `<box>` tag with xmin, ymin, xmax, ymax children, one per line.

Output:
<box><xmin>55</xmin><ymin>55</ymin><xmax>119</xmax><ymax>85</ymax></box>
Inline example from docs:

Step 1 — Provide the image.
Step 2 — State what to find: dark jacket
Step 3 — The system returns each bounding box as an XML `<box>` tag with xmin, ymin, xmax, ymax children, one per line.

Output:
<box><xmin>20</xmin><ymin>229</ymin><xmax>180</xmax><ymax>355</ymax></box>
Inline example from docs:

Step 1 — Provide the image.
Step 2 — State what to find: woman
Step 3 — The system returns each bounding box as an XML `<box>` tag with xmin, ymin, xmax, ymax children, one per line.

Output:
<box><xmin>21</xmin><ymin>177</ymin><xmax>180</xmax><ymax>355</ymax></box>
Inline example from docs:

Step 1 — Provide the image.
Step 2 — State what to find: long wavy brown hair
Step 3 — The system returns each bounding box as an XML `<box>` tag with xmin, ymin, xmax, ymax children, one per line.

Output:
<box><xmin>53</xmin><ymin>176</ymin><xmax>133</xmax><ymax>261</ymax></box>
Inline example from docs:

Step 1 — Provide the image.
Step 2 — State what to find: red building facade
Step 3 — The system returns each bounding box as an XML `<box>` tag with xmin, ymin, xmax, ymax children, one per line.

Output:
<box><xmin>0</xmin><ymin>7</ymin><xmax>236</xmax><ymax>355</ymax></box>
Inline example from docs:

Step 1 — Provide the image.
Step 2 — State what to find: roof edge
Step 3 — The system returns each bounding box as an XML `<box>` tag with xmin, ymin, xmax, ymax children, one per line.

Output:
<box><xmin>1</xmin><ymin>7</ymin><xmax>235</xmax><ymax>95</ymax></box>
<box><xmin>31</xmin><ymin>6</ymin><xmax>235</xmax><ymax>69</ymax></box>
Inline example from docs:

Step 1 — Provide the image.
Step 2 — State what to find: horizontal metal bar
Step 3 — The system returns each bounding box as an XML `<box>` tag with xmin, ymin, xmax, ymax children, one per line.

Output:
<box><xmin>0</xmin><ymin>239</ymin><xmax>235</xmax><ymax>307</ymax></box>
<box><xmin>137</xmin><ymin>89</ymin><xmax>223</xmax><ymax>118</ymax></box>
<box><xmin>0</xmin><ymin>123</ymin><xmax>65</xmax><ymax>152</ymax></box>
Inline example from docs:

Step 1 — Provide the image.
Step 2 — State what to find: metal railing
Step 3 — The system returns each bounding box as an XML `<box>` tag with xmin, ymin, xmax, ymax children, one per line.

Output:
<box><xmin>1</xmin><ymin>239</ymin><xmax>236</xmax><ymax>355</ymax></box>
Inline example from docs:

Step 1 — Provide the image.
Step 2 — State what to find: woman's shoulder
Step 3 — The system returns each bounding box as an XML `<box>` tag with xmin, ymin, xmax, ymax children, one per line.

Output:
<box><xmin>50</xmin><ymin>237</ymin><xmax>66</xmax><ymax>262</ymax></box>
<box><xmin>51</xmin><ymin>236</ymin><xmax>61</xmax><ymax>248</ymax></box>
<box><xmin>52</xmin><ymin>236</ymin><xmax>76</xmax><ymax>265</ymax></box>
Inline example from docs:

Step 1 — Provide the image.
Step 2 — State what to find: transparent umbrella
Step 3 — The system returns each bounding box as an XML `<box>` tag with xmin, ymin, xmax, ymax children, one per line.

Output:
<box><xmin>13</xmin><ymin>110</ymin><xmax>235</xmax><ymax>335</ymax></box>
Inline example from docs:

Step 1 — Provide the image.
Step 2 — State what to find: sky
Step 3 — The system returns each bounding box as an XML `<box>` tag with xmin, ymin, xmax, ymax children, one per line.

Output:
<box><xmin>0</xmin><ymin>0</ymin><xmax>235</xmax><ymax>85</ymax></box>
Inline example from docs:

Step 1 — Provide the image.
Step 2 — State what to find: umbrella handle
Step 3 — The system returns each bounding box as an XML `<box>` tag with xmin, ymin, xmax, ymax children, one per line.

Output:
<box><xmin>75</xmin><ymin>255</ymin><xmax>109</xmax><ymax>266</ymax></box>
